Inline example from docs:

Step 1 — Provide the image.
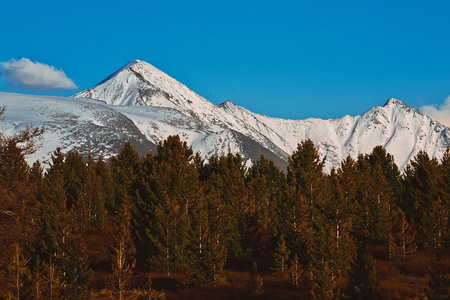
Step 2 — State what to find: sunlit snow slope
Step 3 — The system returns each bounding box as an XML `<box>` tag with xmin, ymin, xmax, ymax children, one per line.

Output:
<box><xmin>2</xmin><ymin>60</ymin><xmax>449</xmax><ymax>172</ymax></box>
<box><xmin>72</xmin><ymin>60</ymin><xmax>450</xmax><ymax>172</ymax></box>
<box><xmin>0</xmin><ymin>92</ymin><xmax>157</xmax><ymax>165</ymax></box>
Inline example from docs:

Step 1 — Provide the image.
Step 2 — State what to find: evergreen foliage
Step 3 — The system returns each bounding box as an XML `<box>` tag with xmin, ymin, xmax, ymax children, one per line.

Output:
<box><xmin>426</xmin><ymin>252</ymin><xmax>450</xmax><ymax>300</ymax></box>
<box><xmin>344</xmin><ymin>244</ymin><xmax>381</xmax><ymax>300</ymax></box>
<box><xmin>36</xmin><ymin>149</ymin><xmax>92</xmax><ymax>299</ymax></box>
<box><xmin>1</xmin><ymin>110</ymin><xmax>450</xmax><ymax>299</ymax></box>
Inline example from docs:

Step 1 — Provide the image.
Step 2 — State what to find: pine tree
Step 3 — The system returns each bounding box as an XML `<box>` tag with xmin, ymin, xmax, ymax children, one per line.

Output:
<box><xmin>360</xmin><ymin>164</ymin><xmax>392</xmax><ymax>243</ymax></box>
<box><xmin>106</xmin><ymin>240</ymin><xmax>136</xmax><ymax>300</ymax></box>
<box><xmin>201</xmin><ymin>153</ymin><xmax>249</xmax><ymax>269</ymax></box>
<box><xmin>401</xmin><ymin>151</ymin><xmax>447</xmax><ymax>247</ymax></box>
<box><xmin>285</xmin><ymin>139</ymin><xmax>329</xmax><ymax>256</ymax></box>
<box><xmin>310</xmin><ymin>261</ymin><xmax>334</xmax><ymax>300</ymax></box>
<box><xmin>37</xmin><ymin>155</ymin><xmax>91</xmax><ymax>299</ymax></box>
<box><xmin>151</xmin><ymin>191</ymin><xmax>187</xmax><ymax>275</ymax></box>
<box><xmin>204</xmin><ymin>180</ymin><xmax>230</xmax><ymax>285</ymax></box>
<box><xmin>287</xmin><ymin>139</ymin><xmax>327</xmax><ymax>203</ymax></box>
<box><xmin>309</xmin><ymin>213</ymin><xmax>338</xmax><ymax>300</ymax></box>
<box><xmin>153</xmin><ymin>135</ymin><xmax>201</xmax><ymax>220</ymax></box>
<box><xmin>111</xmin><ymin>141</ymin><xmax>141</xmax><ymax>211</ymax></box>
<box><xmin>426</xmin><ymin>251</ymin><xmax>450</xmax><ymax>300</ymax></box>
<box><xmin>136</xmin><ymin>136</ymin><xmax>201</xmax><ymax>273</ymax></box>
<box><xmin>63</xmin><ymin>151</ymin><xmax>85</xmax><ymax>212</ymax></box>
<box><xmin>2</xmin><ymin>243</ymin><xmax>31</xmax><ymax>300</ymax></box>
<box><xmin>335</xmin><ymin>156</ymin><xmax>359</xmax><ymax>204</ymax></box>
<box><xmin>94</xmin><ymin>156</ymin><xmax>115</xmax><ymax>212</ymax></box>
<box><xmin>440</xmin><ymin>147</ymin><xmax>450</xmax><ymax>209</ymax></box>
<box><xmin>286</xmin><ymin>139</ymin><xmax>352</xmax><ymax>295</ymax></box>
<box><xmin>325</xmin><ymin>165</ymin><xmax>356</xmax><ymax>279</ymax></box>
<box><xmin>131</xmin><ymin>154</ymin><xmax>157</xmax><ymax>270</ymax></box>
<box><xmin>247</xmin><ymin>262</ymin><xmax>263</xmax><ymax>297</ymax></box>
<box><xmin>41</xmin><ymin>258</ymin><xmax>65</xmax><ymax>300</ymax></box>
<box><xmin>189</xmin><ymin>189</ymin><xmax>210</xmax><ymax>286</ymax></box>
<box><xmin>276</xmin><ymin>179</ymin><xmax>311</xmax><ymax>266</ymax></box>
<box><xmin>222</xmin><ymin>153</ymin><xmax>250</xmax><ymax>267</ymax></box>
<box><xmin>247</xmin><ymin>173</ymin><xmax>269</xmax><ymax>236</ymax></box>
<box><xmin>0</xmin><ymin>135</ymin><xmax>41</xmax><ymax>270</ymax></box>
<box><xmin>272</xmin><ymin>235</ymin><xmax>290</xmax><ymax>272</ymax></box>
<box><xmin>344</xmin><ymin>244</ymin><xmax>381</xmax><ymax>300</ymax></box>
<box><xmin>289</xmin><ymin>254</ymin><xmax>301</xmax><ymax>289</ymax></box>
<box><xmin>246</xmin><ymin>156</ymin><xmax>285</xmax><ymax>265</ymax></box>
<box><xmin>421</xmin><ymin>198</ymin><xmax>449</xmax><ymax>248</ymax></box>
<box><xmin>108</xmin><ymin>195</ymin><xmax>136</xmax><ymax>296</ymax></box>
<box><xmin>82</xmin><ymin>156</ymin><xmax>106</xmax><ymax>225</ymax></box>
<box><xmin>247</xmin><ymin>155</ymin><xmax>286</xmax><ymax>230</ymax></box>
<box><xmin>365</xmin><ymin>146</ymin><xmax>400</xmax><ymax>194</ymax></box>
<box><xmin>0</xmin><ymin>137</ymin><xmax>40</xmax><ymax>299</ymax></box>
<box><xmin>388</xmin><ymin>210</ymin><xmax>416</xmax><ymax>260</ymax></box>
<box><xmin>112</xmin><ymin>195</ymin><xmax>136</xmax><ymax>267</ymax></box>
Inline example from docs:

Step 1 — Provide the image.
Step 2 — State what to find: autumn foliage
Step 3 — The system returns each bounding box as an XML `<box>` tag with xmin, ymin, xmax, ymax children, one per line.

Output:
<box><xmin>0</xmin><ymin>107</ymin><xmax>449</xmax><ymax>299</ymax></box>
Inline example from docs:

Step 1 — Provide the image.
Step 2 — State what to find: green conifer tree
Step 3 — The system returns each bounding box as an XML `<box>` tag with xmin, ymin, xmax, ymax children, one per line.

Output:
<box><xmin>272</xmin><ymin>235</ymin><xmax>290</xmax><ymax>272</ymax></box>
<box><xmin>401</xmin><ymin>151</ymin><xmax>446</xmax><ymax>247</ymax></box>
<box><xmin>203</xmin><ymin>177</ymin><xmax>230</xmax><ymax>285</ymax></box>
<box><xmin>136</xmin><ymin>136</ymin><xmax>201</xmax><ymax>273</ymax></box>
<box><xmin>388</xmin><ymin>210</ymin><xmax>417</xmax><ymax>260</ymax></box>
<box><xmin>82</xmin><ymin>156</ymin><xmax>106</xmax><ymax>225</ymax></box>
<box><xmin>37</xmin><ymin>154</ymin><xmax>91</xmax><ymax>299</ymax></box>
<box><xmin>111</xmin><ymin>141</ymin><xmax>141</xmax><ymax>211</ymax></box>
<box><xmin>359</xmin><ymin>164</ymin><xmax>392</xmax><ymax>243</ymax></box>
<box><xmin>63</xmin><ymin>151</ymin><xmax>85</xmax><ymax>212</ymax></box>
<box><xmin>0</xmin><ymin>141</ymin><xmax>40</xmax><ymax>271</ymax></box>
<box><xmin>426</xmin><ymin>251</ymin><xmax>450</xmax><ymax>300</ymax></box>
<box><xmin>440</xmin><ymin>147</ymin><xmax>450</xmax><ymax>209</ymax></box>
<box><xmin>203</xmin><ymin>153</ymin><xmax>249</xmax><ymax>269</ymax></box>
<box><xmin>94</xmin><ymin>156</ymin><xmax>115</xmax><ymax>212</ymax></box>
<box><xmin>344</xmin><ymin>244</ymin><xmax>381</xmax><ymax>300</ymax></box>
<box><xmin>421</xmin><ymin>198</ymin><xmax>449</xmax><ymax>248</ymax></box>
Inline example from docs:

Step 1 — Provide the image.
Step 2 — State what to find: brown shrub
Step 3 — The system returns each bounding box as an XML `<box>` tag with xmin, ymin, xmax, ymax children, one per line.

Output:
<box><xmin>379</xmin><ymin>276</ymin><xmax>427</xmax><ymax>299</ymax></box>
<box><xmin>374</xmin><ymin>259</ymin><xmax>402</xmax><ymax>281</ymax></box>
<box><xmin>81</xmin><ymin>225</ymin><xmax>113</xmax><ymax>270</ymax></box>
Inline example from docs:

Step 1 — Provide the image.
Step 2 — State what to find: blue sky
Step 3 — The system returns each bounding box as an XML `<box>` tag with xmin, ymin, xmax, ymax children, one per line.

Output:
<box><xmin>1</xmin><ymin>0</ymin><xmax>450</xmax><ymax>122</ymax></box>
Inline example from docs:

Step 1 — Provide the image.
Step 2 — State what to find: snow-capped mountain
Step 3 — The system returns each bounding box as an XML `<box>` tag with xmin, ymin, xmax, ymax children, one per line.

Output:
<box><xmin>216</xmin><ymin>97</ymin><xmax>450</xmax><ymax>172</ymax></box>
<box><xmin>0</xmin><ymin>92</ymin><xmax>157</xmax><ymax>165</ymax></box>
<box><xmin>2</xmin><ymin>60</ymin><xmax>449</xmax><ymax>172</ymax></box>
<box><xmin>72</xmin><ymin>60</ymin><xmax>220</xmax><ymax>121</ymax></box>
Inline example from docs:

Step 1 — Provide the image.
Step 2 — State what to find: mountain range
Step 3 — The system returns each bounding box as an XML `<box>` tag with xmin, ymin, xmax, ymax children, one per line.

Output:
<box><xmin>1</xmin><ymin>60</ymin><xmax>449</xmax><ymax>172</ymax></box>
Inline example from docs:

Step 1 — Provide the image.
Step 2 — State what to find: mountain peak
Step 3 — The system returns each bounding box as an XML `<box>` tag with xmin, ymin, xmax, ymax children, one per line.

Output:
<box><xmin>218</xmin><ymin>100</ymin><xmax>234</xmax><ymax>107</ymax></box>
<box><xmin>119</xmin><ymin>59</ymin><xmax>146</xmax><ymax>70</ymax></box>
<box><xmin>384</xmin><ymin>98</ymin><xmax>406</xmax><ymax>107</ymax></box>
<box><xmin>91</xmin><ymin>60</ymin><xmax>152</xmax><ymax>87</ymax></box>
<box><xmin>72</xmin><ymin>60</ymin><xmax>214</xmax><ymax>110</ymax></box>
<box><xmin>117</xmin><ymin>59</ymin><xmax>160</xmax><ymax>77</ymax></box>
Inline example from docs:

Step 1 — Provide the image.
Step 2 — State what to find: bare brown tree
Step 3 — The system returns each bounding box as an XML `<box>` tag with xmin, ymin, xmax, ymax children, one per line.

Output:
<box><xmin>106</xmin><ymin>241</ymin><xmax>136</xmax><ymax>300</ymax></box>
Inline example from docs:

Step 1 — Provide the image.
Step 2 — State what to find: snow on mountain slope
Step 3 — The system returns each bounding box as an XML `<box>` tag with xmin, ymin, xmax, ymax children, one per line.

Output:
<box><xmin>72</xmin><ymin>60</ymin><xmax>290</xmax><ymax>162</ymax></box>
<box><xmin>3</xmin><ymin>60</ymin><xmax>450</xmax><ymax>173</ymax></box>
<box><xmin>0</xmin><ymin>92</ymin><xmax>287</xmax><ymax>170</ymax></box>
<box><xmin>0</xmin><ymin>92</ymin><xmax>157</xmax><ymax>165</ymax></box>
<box><xmin>352</xmin><ymin>98</ymin><xmax>450</xmax><ymax>169</ymax></box>
<box><xmin>218</xmin><ymin>97</ymin><xmax>450</xmax><ymax>172</ymax></box>
<box><xmin>72</xmin><ymin>60</ymin><xmax>221</xmax><ymax>120</ymax></box>
<box><xmin>71</xmin><ymin>60</ymin><xmax>450</xmax><ymax>172</ymax></box>
<box><xmin>112</xmin><ymin>105</ymin><xmax>288</xmax><ymax>168</ymax></box>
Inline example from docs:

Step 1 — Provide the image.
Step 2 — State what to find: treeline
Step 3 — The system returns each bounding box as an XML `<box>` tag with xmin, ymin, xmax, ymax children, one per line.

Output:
<box><xmin>1</xmin><ymin>117</ymin><xmax>450</xmax><ymax>298</ymax></box>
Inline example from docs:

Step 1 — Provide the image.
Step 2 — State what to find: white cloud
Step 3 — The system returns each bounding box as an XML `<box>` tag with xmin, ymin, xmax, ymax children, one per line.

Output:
<box><xmin>1</xmin><ymin>58</ymin><xmax>77</xmax><ymax>91</ymax></box>
<box><xmin>420</xmin><ymin>96</ymin><xmax>450</xmax><ymax>127</ymax></box>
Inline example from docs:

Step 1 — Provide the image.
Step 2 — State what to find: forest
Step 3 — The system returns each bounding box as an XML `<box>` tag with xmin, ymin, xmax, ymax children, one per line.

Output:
<box><xmin>0</xmin><ymin>106</ymin><xmax>449</xmax><ymax>299</ymax></box>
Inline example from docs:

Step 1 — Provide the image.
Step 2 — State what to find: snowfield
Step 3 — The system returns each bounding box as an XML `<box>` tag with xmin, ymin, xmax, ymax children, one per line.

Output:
<box><xmin>1</xmin><ymin>60</ymin><xmax>449</xmax><ymax>172</ymax></box>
